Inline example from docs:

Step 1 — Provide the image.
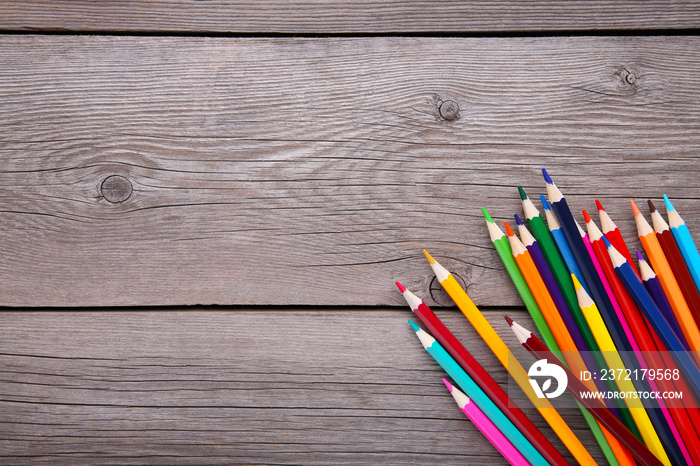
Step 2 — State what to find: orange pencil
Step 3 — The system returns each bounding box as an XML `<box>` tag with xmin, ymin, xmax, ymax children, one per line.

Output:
<box><xmin>632</xmin><ymin>200</ymin><xmax>700</xmax><ymax>359</ymax></box>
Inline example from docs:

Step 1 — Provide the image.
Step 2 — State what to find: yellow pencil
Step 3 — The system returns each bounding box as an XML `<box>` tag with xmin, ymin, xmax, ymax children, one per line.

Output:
<box><xmin>424</xmin><ymin>249</ymin><xmax>598</xmax><ymax>466</ymax></box>
<box><xmin>573</xmin><ymin>274</ymin><xmax>672</xmax><ymax>466</ymax></box>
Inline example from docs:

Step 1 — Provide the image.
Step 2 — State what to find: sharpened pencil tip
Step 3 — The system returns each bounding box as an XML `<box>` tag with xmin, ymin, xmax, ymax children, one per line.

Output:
<box><xmin>395</xmin><ymin>281</ymin><xmax>406</xmax><ymax>293</ymax></box>
<box><xmin>636</xmin><ymin>250</ymin><xmax>645</xmax><ymax>262</ymax></box>
<box><xmin>571</xmin><ymin>274</ymin><xmax>582</xmax><ymax>290</ymax></box>
<box><xmin>542</xmin><ymin>168</ymin><xmax>553</xmax><ymax>184</ymax></box>
<box><xmin>408</xmin><ymin>320</ymin><xmax>420</xmax><ymax>332</ymax></box>
<box><xmin>582</xmin><ymin>209</ymin><xmax>591</xmax><ymax>223</ymax></box>
<box><xmin>504</xmin><ymin>315</ymin><xmax>514</xmax><ymax>326</ymax></box>
<box><xmin>423</xmin><ymin>249</ymin><xmax>435</xmax><ymax>264</ymax></box>
<box><xmin>630</xmin><ymin>199</ymin><xmax>641</xmax><ymax>216</ymax></box>
<box><xmin>514</xmin><ymin>213</ymin><xmax>524</xmax><ymax>226</ymax></box>
<box><xmin>517</xmin><ymin>185</ymin><xmax>527</xmax><ymax>201</ymax></box>
<box><xmin>482</xmin><ymin>207</ymin><xmax>493</xmax><ymax>223</ymax></box>
<box><xmin>663</xmin><ymin>195</ymin><xmax>675</xmax><ymax>212</ymax></box>
<box><xmin>601</xmin><ymin>235</ymin><xmax>612</xmax><ymax>248</ymax></box>
<box><xmin>504</xmin><ymin>221</ymin><xmax>515</xmax><ymax>237</ymax></box>
<box><xmin>648</xmin><ymin>199</ymin><xmax>657</xmax><ymax>213</ymax></box>
<box><xmin>442</xmin><ymin>378</ymin><xmax>454</xmax><ymax>392</ymax></box>
<box><xmin>540</xmin><ymin>194</ymin><xmax>550</xmax><ymax>210</ymax></box>
<box><xmin>595</xmin><ymin>199</ymin><xmax>604</xmax><ymax>212</ymax></box>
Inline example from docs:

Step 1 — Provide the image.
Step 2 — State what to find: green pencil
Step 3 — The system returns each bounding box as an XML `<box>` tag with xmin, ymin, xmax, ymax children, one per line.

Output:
<box><xmin>482</xmin><ymin>207</ymin><xmax>557</xmax><ymax>350</ymax></box>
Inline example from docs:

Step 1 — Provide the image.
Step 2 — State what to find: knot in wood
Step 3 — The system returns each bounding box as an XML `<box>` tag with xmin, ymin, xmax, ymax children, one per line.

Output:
<box><xmin>429</xmin><ymin>272</ymin><xmax>469</xmax><ymax>306</ymax></box>
<box><xmin>101</xmin><ymin>175</ymin><xmax>132</xmax><ymax>203</ymax></box>
<box><xmin>438</xmin><ymin>100</ymin><xmax>460</xmax><ymax>121</ymax></box>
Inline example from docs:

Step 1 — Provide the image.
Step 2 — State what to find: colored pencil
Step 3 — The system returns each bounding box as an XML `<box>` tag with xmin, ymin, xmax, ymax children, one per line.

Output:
<box><xmin>423</xmin><ymin>250</ymin><xmax>597</xmax><ymax>466</ymax></box>
<box><xmin>607</xmin><ymin>237</ymin><xmax>700</xmax><ymax>397</ymax></box>
<box><xmin>638</xmin><ymin>251</ymin><xmax>689</xmax><ymax>350</ymax></box>
<box><xmin>650</xmin><ymin>200</ymin><xmax>700</xmax><ymax>328</ymax></box>
<box><xmin>443</xmin><ymin>379</ymin><xmax>530</xmax><ymax>466</ymax></box>
<box><xmin>513</xmin><ymin>216</ymin><xmax>630</xmax><ymax>466</ymax></box>
<box><xmin>572</xmin><ymin>274</ymin><xmax>672</xmax><ymax>466</ymax></box>
<box><xmin>483</xmin><ymin>208</ymin><xmax>556</xmax><ymax>349</ymax></box>
<box><xmin>408</xmin><ymin>320</ymin><xmax>549</xmax><ymax>465</ymax></box>
<box><xmin>585</xmin><ymin>211</ymin><xmax>692</xmax><ymax>466</ymax></box>
<box><xmin>508</xmin><ymin>317</ymin><xmax>664</xmax><ymax>466</ymax></box>
<box><xmin>665</xmin><ymin>195</ymin><xmax>700</xmax><ymax>294</ymax></box>
<box><xmin>596</xmin><ymin>199</ymin><xmax>641</xmax><ymax>279</ymax></box>
<box><xmin>541</xmin><ymin>194</ymin><xmax>591</xmax><ymax>295</ymax></box>
<box><xmin>632</xmin><ymin>199</ymin><xmax>700</xmax><ymax>361</ymax></box>
<box><xmin>396</xmin><ymin>282</ymin><xmax>569</xmax><ymax>466</ymax></box>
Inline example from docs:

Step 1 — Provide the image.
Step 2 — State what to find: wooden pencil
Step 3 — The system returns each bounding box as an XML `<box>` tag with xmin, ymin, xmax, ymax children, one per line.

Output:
<box><xmin>508</xmin><ymin>317</ymin><xmax>664</xmax><ymax>466</ymax></box>
<box><xmin>408</xmin><ymin>320</ymin><xmax>550</xmax><ymax>465</ymax></box>
<box><xmin>396</xmin><ymin>282</ymin><xmax>570</xmax><ymax>466</ymax></box>
<box><xmin>649</xmin><ymin>200</ymin><xmax>700</xmax><ymax>328</ymax></box>
<box><xmin>423</xmin><ymin>249</ymin><xmax>597</xmax><ymax>466</ymax></box>
<box><xmin>572</xmin><ymin>274</ymin><xmax>672</xmax><ymax>466</ymax></box>
<box><xmin>443</xmin><ymin>379</ymin><xmax>530</xmax><ymax>466</ymax></box>
<box><xmin>596</xmin><ymin>199</ymin><xmax>641</xmax><ymax>279</ymax></box>
<box><xmin>632</xmin><ymin>199</ymin><xmax>700</xmax><ymax>362</ymax></box>
<box><xmin>665</xmin><ymin>195</ymin><xmax>700</xmax><ymax>294</ymax></box>
<box><xmin>606</xmin><ymin>237</ymin><xmax>700</xmax><ymax>397</ymax></box>
<box><xmin>584</xmin><ymin>210</ymin><xmax>692</xmax><ymax>466</ymax></box>
<box><xmin>637</xmin><ymin>251</ymin><xmax>689</xmax><ymax>350</ymax></box>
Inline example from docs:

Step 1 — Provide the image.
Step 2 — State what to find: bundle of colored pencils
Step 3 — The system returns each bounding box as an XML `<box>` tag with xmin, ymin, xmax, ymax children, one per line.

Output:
<box><xmin>396</xmin><ymin>169</ymin><xmax>700</xmax><ymax>466</ymax></box>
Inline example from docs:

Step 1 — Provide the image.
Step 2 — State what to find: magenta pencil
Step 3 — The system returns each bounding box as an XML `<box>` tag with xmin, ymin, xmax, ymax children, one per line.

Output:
<box><xmin>443</xmin><ymin>378</ymin><xmax>530</xmax><ymax>466</ymax></box>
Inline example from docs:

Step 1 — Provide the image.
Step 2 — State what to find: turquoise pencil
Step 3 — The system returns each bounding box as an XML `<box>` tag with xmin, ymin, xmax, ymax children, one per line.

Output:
<box><xmin>408</xmin><ymin>320</ymin><xmax>549</xmax><ymax>465</ymax></box>
<box><xmin>665</xmin><ymin>195</ymin><xmax>700</xmax><ymax>294</ymax></box>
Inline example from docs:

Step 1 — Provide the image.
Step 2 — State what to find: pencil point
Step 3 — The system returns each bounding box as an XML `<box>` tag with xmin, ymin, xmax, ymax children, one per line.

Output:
<box><xmin>663</xmin><ymin>195</ymin><xmax>675</xmax><ymax>212</ymax></box>
<box><xmin>571</xmin><ymin>273</ymin><xmax>582</xmax><ymax>290</ymax></box>
<box><xmin>504</xmin><ymin>221</ymin><xmax>515</xmax><ymax>237</ymax></box>
<box><xmin>630</xmin><ymin>199</ymin><xmax>641</xmax><ymax>216</ymax></box>
<box><xmin>542</xmin><ymin>168</ymin><xmax>553</xmax><ymax>184</ymax></box>
<box><xmin>408</xmin><ymin>320</ymin><xmax>420</xmax><ymax>332</ymax></box>
<box><xmin>648</xmin><ymin>199</ymin><xmax>657</xmax><ymax>213</ymax></box>
<box><xmin>395</xmin><ymin>281</ymin><xmax>406</xmax><ymax>293</ymax></box>
<box><xmin>423</xmin><ymin>249</ymin><xmax>435</xmax><ymax>264</ymax></box>
<box><xmin>636</xmin><ymin>250</ymin><xmax>645</xmax><ymax>262</ymax></box>
<box><xmin>482</xmin><ymin>207</ymin><xmax>493</xmax><ymax>223</ymax></box>
<box><xmin>595</xmin><ymin>199</ymin><xmax>604</xmax><ymax>212</ymax></box>
<box><xmin>582</xmin><ymin>209</ymin><xmax>591</xmax><ymax>223</ymax></box>
<box><xmin>514</xmin><ymin>213</ymin><xmax>524</xmax><ymax>226</ymax></box>
<box><xmin>517</xmin><ymin>185</ymin><xmax>527</xmax><ymax>201</ymax></box>
<box><xmin>442</xmin><ymin>378</ymin><xmax>454</xmax><ymax>392</ymax></box>
<box><xmin>601</xmin><ymin>235</ymin><xmax>612</xmax><ymax>248</ymax></box>
<box><xmin>540</xmin><ymin>194</ymin><xmax>551</xmax><ymax>210</ymax></box>
<box><xmin>504</xmin><ymin>315</ymin><xmax>514</xmax><ymax>326</ymax></box>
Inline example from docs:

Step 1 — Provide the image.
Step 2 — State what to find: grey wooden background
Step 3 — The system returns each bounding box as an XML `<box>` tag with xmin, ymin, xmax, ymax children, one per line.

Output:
<box><xmin>1</xmin><ymin>3</ymin><xmax>700</xmax><ymax>464</ymax></box>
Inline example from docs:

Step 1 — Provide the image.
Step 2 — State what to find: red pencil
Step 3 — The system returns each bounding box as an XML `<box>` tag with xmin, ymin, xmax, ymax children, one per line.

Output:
<box><xmin>649</xmin><ymin>200</ymin><xmax>700</xmax><ymax>328</ymax></box>
<box><xmin>585</xmin><ymin>210</ymin><xmax>700</xmax><ymax>464</ymax></box>
<box><xmin>596</xmin><ymin>199</ymin><xmax>641</xmax><ymax>279</ymax></box>
<box><xmin>395</xmin><ymin>282</ymin><xmax>569</xmax><ymax>466</ymax></box>
<box><xmin>507</xmin><ymin>317</ymin><xmax>664</xmax><ymax>466</ymax></box>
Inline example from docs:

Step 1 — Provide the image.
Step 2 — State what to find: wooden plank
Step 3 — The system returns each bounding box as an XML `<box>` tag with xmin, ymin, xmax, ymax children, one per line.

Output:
<box><xmin>1</xmin><ymin>35</ymin><xmax>700</xmax><ymax>307</ymax></box>
<box><xmin>0</xmin><ymin>308</ymin><xmax>605</xmax><ymax>464</ymax></box>
<box><xmin>1</xmin><ymin>1</ymin><xmax>700</xmax><ymax>33</ymax></box>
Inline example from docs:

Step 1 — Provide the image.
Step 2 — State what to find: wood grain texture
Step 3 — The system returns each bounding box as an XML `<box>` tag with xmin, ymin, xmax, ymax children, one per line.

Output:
<box><xmin>1</xmin><ymin>35</ymin><xmax>700</xmax><ymax>307</ymax></box>
<box><xmin>0</xmin><ymin>308</ymin><xmax>605</xmax><ymax>465</ymax></box>
<box><xmin>1</xmin><ymin>1</ymin><xmax>700</xmax><ymax>33</ymax></box>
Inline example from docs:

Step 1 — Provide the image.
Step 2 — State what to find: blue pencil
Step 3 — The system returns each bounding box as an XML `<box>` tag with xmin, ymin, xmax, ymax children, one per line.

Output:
<box><xmin>540</xmin><ymin>194</ymin><xmax>591</xmax><ymax>296</ymax></box>
<box><xmin>407</xmin><ymin>320</ymin><xmax>549</xmax><ymax>465</ymax></box>
<box><xmin>607</xmin><ymin>239</ymin><xmax>700</xmax><ymax>397</ymax></box>
<box><xmin>637</xmin><ymin>250</ymin><xmax>690</xmax><ymax>351</ymax></box>
<box><xmin>665</xmin><ymin>195</ymin><xmax>700</xmax><ymax>295</ymax></box>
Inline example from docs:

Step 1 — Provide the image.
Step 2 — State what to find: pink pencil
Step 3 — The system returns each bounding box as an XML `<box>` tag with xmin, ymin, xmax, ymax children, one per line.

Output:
<box><xmin>443</xmin><ymin>378</ymin><xmax>530</xmax><ymax>466</ymax></box>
